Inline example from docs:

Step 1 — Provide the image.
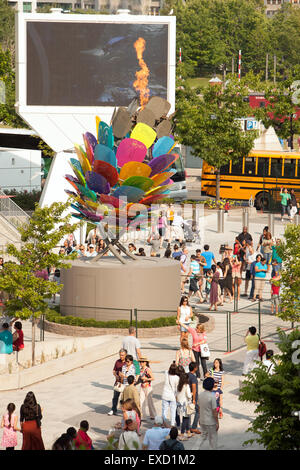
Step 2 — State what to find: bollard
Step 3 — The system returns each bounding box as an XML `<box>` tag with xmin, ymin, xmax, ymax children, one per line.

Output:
<box><xmin>242</xmin><ymin>208</ymin><xmax>249</xmax><ymax>229</ymax></box>
<box><xmin>295</xmin><ymin>214</ymin><xmax>300</xmax><ymax>225</ymax></box>
<box><xmin>268</xmin><ymin>213</ymin><xmax>275</xmax><ymax>236</ymax></box>
<box><xmin>217</xmin><ymin>209</ymin><xmax>224</xmax><ymax>233</ymax></box>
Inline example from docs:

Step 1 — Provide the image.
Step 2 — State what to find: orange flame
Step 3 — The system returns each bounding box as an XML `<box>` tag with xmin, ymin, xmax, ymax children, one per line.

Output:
<box><xmin>133</xmin><ymin>37</ymin><xmax>150</xmax><ymax>109</ymax></box>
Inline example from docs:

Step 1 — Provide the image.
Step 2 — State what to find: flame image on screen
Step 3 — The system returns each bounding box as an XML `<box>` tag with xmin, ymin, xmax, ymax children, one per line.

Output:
<box><xmin>133</xmin><ymin>37</ymin><xmax>150</xmax><ymax>109</ymax></box>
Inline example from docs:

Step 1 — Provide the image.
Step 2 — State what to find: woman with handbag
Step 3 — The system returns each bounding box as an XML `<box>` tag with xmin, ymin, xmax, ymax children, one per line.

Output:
<box><xmin>178</xmin><ymin>322</ymin><xmax>209</xmax><ymax>379</ymax></box>
<box><xmin>176</xmin><ymin>373</ymin><xmax>194</xmax><ymax>440</ymax></box>
<box><xmin>20</xmin><ymin>392</ymin><xmax>45</xmax><ymax>450</ymax></box>
<box><xmin>138</xmin><ymin>357</ymin><xmax>157</xmax><ymax>421</ymax></box>
<box><xmin>161</xmin><ymin>363</ymin><xmax>179</xmax><ymax>427</ymax></box>
<box><xmin>175</xmin><ymin>338</ymin><xmax>195</xmax><ymax>373</ymax></box>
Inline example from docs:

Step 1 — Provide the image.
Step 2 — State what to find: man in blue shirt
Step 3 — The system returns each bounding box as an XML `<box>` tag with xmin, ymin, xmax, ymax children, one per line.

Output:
<box><xmin>0</xmin><ymin>323</ymin><xmax>13</xmax><ymax>354</ymax></box>
<box><xmin>142</xmin><ymin>416</ymin><xmax>170</xmax><ymax>450</ymax></box>
<box><xmin>249</xmin><ymin>254</ymin><xmax>262</xmax><ymax>300</ymax></box>
<box><xmin>201</xmin><ymin>245</ymin><xmax>216</xmax><ymax>275</ymax></box>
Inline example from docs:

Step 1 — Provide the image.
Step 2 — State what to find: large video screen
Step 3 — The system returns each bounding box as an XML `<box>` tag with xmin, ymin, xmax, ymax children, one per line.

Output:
<box><xmin>26</xmin><ymin>21</ymin><xmax>168</xmax><ymax>106</ymax></box>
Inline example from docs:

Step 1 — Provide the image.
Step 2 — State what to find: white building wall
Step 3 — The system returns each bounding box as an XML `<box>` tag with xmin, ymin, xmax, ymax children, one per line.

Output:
<box><xmin>0</xmin><ymin>148</ymin><xmax>42</xmax><ymax>191</ymax></box>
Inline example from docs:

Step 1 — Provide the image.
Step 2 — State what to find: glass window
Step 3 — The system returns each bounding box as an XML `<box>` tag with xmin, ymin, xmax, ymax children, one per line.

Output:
<box><xmin>257</xmin><ymin>158</ymin><xmax>269</xmax><ymax>176</ymax></box>
<box><xmin>284</xmin><ymin>159</ymin><xmax>296</xmax><ymax>178</ymax></box>
<box><xmin>270</xmin><ymin>158</ymin><xmax>282</xmax><ymax>178</ymax></box>
<box><xmin>244</xmin><ymin>157</ymin><xmax>256</xmax><ymax>175</ymax></box>
<box><xmin>231</xmin><ymin>159</ymin><xmax>243</xmax><ymax>175</ymax></box>
<box><xmin>220</xmin><ymin>163</ymin><xmax>230</xmax><ymax>175</ymax></box>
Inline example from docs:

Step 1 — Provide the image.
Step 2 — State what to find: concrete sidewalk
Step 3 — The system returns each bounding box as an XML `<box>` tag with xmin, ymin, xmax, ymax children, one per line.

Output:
<box><xmin>0</xmin><ymin>323</ymin><xmax>281</xmax><ymax>450</ymax></box>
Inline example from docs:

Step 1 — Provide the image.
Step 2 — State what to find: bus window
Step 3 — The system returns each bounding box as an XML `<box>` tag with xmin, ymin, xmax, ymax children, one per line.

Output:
<box><xmin>270</xmin><ymin>159</ymin><xmax>282</xmax><ymax>178</ymax></box>
<box><xmin>244</xmin><ymin>157</ymin><xmax>256</xmax><ymax>175</ymax></box>
<box><xmin>231</xmin><ymin>159</ymin><xmax>243</xmax><ymax>175</ymax></box>
<box><xmin>220</xmin><ymin>163</ymin><xmax>230</xmax><ymax>175</ymax></box>
<box><xmin>283</xmin><ymin>159</ymin><xmax>296</xmax><ymax>178</ymax></box>
<box><xmin>297</xmin><ymin>160</ymin><xmax>300</xmax><ymax>177</ymax></box>
<box><xmin>257</xmin><ymin>158</ymin><xmax>269</xmax><ymax>176</ymax></box>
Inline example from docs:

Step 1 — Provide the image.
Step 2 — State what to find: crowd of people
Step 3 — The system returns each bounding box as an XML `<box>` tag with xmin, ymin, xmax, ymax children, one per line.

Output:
<box><xmin>102</xmin><ymin>324</ymin><xmax>224</xmax><ymax>450</ymax></box>
<box><xmin>173</xmin><ymin>225</ymin><xmax>283</xmax><ymax>313</ymax></box>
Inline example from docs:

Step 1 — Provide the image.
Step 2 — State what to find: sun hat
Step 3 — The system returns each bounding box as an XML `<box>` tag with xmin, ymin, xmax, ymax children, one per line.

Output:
<box><xmin>138</xmin><ymin>357</ymin><xmax>149</xmax><ymax>362</ymax></box>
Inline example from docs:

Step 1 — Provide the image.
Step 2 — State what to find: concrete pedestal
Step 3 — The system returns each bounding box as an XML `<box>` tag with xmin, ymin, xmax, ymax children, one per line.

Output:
<box><xmin>60</xmin><ymin>257</ymin><xmax>181</xmax><ymax>321</ymax></box>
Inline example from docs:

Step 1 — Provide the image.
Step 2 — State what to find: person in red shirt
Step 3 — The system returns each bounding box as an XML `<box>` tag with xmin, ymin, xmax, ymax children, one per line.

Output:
<box><xmin>270</xmin><ymin>274</ymin><xmax>281</xmax><ymax>315</ymax></box>
<box><xmin>75</xmin><ymin>421</ymin><xmax>93</xmax><ymax>450</ymax></box>
<box><xmin>12</xmin><ymin>321</ymin><xmax>24</xmax><ymax>351</ymax></box>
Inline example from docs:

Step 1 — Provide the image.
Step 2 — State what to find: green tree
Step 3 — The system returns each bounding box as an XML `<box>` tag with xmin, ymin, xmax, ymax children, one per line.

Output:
<box><xmin>253</xmin><ymin>69</ymin><xmax>300</xmax><ymax>149</ymax></box>
<box><xmin>175</xmin><ymin>78</ymin><xmax>257</xmax><ymax>200</ymax></box>
<box><xmin>239</xmin><ymin>328</ymin><xmax>300</xmax><ymax>450</ymax></box>
<box><xmin>0</xmin><ymin>201</ymin><xmax>78</xmax><ymax>365</ymax></box>
<box><xmin>275</xmin><ymin>224</ymin><xmax>300</xmax><ymax>323</ymax></box>
<box><xmin>270</xmin><ymin>4</ymin><xmax>300</xmax><ymax>75</ymax></box>
<box><xmin>161</xmin><ymin>0</ymin><xmax>271</xmax><ymax>77</ymax></box>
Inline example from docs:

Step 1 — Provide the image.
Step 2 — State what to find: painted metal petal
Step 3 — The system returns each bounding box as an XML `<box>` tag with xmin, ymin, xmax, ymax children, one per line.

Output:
<box><xmin>85</xmin><ymin>171</ymin><xmax>110</xmax><ymax>194</ymax></box>
<box><xmin>115</xmin><ymin>138</ymin><xmax>147</xmax><ymax>167</ymax></box>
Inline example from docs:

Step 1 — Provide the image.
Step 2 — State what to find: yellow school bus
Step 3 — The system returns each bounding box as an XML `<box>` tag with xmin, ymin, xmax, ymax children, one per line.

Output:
<box><xmin>201</xmin><ymin>150</ymin><xmax>300</xmax><ymax>209</ymax></box>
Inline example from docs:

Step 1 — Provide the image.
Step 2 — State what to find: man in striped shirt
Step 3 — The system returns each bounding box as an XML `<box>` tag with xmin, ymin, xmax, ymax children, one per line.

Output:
<box><xmin>188</xmin><ymin>255</ymin><xmax>204</xmax><ymax>303</ymax></box>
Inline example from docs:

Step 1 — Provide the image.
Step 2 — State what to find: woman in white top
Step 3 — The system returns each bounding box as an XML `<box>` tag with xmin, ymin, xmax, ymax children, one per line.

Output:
<box><xmin>176</xmin><ymin>296</ymin><xmax>193</xmax><ymax>340</ymax></box>
<box><xmin>176</xmin><ymin>373</ymin><xmax>193</xmax><ymax>440</ymax></box>
<box><xmin>161</xmin><ymin>363</ymin><xmax>179</xmax><ymax>427</ymax></box>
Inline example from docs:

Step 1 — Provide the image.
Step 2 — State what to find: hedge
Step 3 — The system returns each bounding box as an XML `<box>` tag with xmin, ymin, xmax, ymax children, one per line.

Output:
<box><xmin>45</xmin><ymin>310</ymin><xmax>177</xmax><ymax>329</ymax></box>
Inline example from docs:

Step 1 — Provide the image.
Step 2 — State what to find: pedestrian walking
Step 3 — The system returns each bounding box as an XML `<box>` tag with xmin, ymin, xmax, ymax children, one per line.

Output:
<box><xmin>178</xmin><ymin>322</ymin><xmax>209</xmax><ymax>379</ymax></box>
<box><xmin>20</xmin><ymin>392</ymin><xmax>45</xmax><ymax>450</ymax></box>
<box><xmin>108</xmin><ymin>349</ymin><xmax>127</xmax><ymax>416</ymax></box>
<box><xmin>243</xmin><ymin>327</ymin><xmax>259</xmax><ymax>375</ymax></box>
<box><xmin>176</xmin><ymin>296</ymin><xmax>193</xmax><ymax>340</ymax></box>
<box><xmin>161</xmin><ymin>363</ymin><xmax>179</xmax><ymax>427</ymax></box>
<box><xmin>209</xmin><ymin>358</ymin><xmax>224</xmax><ymax>390</ymax></box>
<box><xmin>122</xmin><ymin>326</ymin><xmax>142</xmax><ymax>376</ymax></box>
<box><xmin>253</xmin><ymin>257</ymin><xmax>268</xmax><ymax>301</ymax></box>
<box><xmin>175</xmin><ymin>338</ymin><xmax>195</xmax><ymax>373</ymax></box>
<box><xmin>188</xmin><ymin>362</ymin><xmax>201</xmax><ymax>434</ymax></box>
<box><xmin>198</xmin><ymin>377</ymin><xmax>219</xmax><ymax>450</ymax></box>
<box><xmin>176</xmin><ymin>373</ymin><xmax>194</xmax><ymax>440</ymax></box>
<box><xmin>138</xmin><ymin>357</ymin><xmax>156</xmax><ymax>421</ymax></box>
<box><xmin>1</xmin><ymin>403</ymin><xmax>20</xmax><ymax>450</ymax></box>
<box><xmin>279</xmin><ymin>187</ymin><xmax>291</xmax><ymax>221</ymax></box>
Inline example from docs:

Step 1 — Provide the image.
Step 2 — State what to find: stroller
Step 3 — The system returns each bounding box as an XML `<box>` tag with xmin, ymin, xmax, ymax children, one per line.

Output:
<box><xmin>182</xmin><ymin>219</ymin><xmax>202</xmax><ymax>244</ymax></box>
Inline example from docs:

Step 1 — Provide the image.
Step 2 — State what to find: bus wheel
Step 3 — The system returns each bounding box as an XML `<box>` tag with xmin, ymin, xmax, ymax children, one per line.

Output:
<box><xmin>255</xmin><ymin>192</ymin><xmax>270</xmax><ymax>211</ymax></box>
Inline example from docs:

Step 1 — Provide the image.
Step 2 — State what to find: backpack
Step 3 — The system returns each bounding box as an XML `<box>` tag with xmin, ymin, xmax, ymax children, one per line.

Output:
<box><xmin>258</xmin><ymin>335</ymin><xmax>267</xmax><ymax>360</ymax></box>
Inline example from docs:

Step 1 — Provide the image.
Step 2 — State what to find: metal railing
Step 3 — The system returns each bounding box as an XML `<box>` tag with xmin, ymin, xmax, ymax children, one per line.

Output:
<box><xmin>0</xmin><ymin>189</ymin><xmax>29</xmax><ymax>231</ymax></box>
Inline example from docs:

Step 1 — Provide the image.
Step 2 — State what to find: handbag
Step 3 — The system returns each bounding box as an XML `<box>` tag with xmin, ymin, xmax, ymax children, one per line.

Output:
<box><xmin>186</xmin><ymin>400</ymin><xmax>195</xmax><ymax>416</ymax></box>
<box><xmin>113</xmin><ymin>382</ymin><xmax>125</xmax><ymax>393</ymax></box>
<box><xmin>200</xmin><ymin>342</ymin><xmax>210</xmax><ymax>359</ymax></box>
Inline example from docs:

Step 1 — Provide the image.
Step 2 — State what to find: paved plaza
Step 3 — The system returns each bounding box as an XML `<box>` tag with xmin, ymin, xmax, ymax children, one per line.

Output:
<box><xmin>0</xmin><ymin>209</ymin><xmax>296</xmax><ymax>451</ymax></box>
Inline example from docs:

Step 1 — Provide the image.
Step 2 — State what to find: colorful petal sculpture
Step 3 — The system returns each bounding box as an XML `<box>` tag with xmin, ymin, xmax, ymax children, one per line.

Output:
<box><xmin>116</xmin><ymin>138</ymin><xmax>147</xmax><ymax>167</ymax></box>
<box><xmin>65</xmin><ymin>96</ymin><xmax>179</xmax><ymax>234</ymax></box>
<box><xmin>148</xmin><ymin>154</ymin><xmax>178</xmax><ymax>177</ymax></box>
<box><xmin>152</xmin><ymin>136</ymin><xmax>176</xmax><ymax>158</ymax></box>
<box><xmin>113</xmin><ymin>185</ymin><xmax>145</xmax><ymax>203</ymax></box>
<box><xmin>98</xmin><ymin>121</ymin><xmax>114</xmax><ymax>149</ymax></box>
<box><xmin>130</xmin><ymin>123</ymin><xmax>157</xmax><ymax>149</ymax></box>
<box><xmin>122</xmin><ymin>176</ymin><xmax>154</xmax><ymax>193</ymax></box>
<box><xmin>85</xmin><ymin>171</ymin><xmax>110</xmax><ymax>195</ymax></box>
<box><xmin>94</xmin><ymin>144</ymin><xmax>117</xmax><ymax>168</ymax></box>
<box><xmin>94</xmin><ymin>160</ymin><xmax>119</xmax><ymax>187</ymax></box>
<box><xmin>119</xmin><ymin>162</ymin><xmax>152</xmax><ymax>181</ymax></box>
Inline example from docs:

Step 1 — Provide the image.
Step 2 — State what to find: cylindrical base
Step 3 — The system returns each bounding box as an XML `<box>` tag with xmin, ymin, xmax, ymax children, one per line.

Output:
<box><xmin>60</xmin><ymin>257</ymin><xmax>181</xmax><ymax>321</ymax></box>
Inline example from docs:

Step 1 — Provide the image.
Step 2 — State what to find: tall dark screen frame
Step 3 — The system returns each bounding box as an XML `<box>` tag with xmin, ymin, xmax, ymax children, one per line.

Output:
<box><xmin>26</xmin><ymin>21</ymin><xmax>169</xmax><ymax>107</ymax></box>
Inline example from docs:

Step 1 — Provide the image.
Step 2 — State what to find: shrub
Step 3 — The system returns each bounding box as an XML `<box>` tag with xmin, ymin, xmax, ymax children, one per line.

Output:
<box><xmin>45</xmin><ymin>310</ymin><xmax>176</xmax><ymax>329</ymax></box>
